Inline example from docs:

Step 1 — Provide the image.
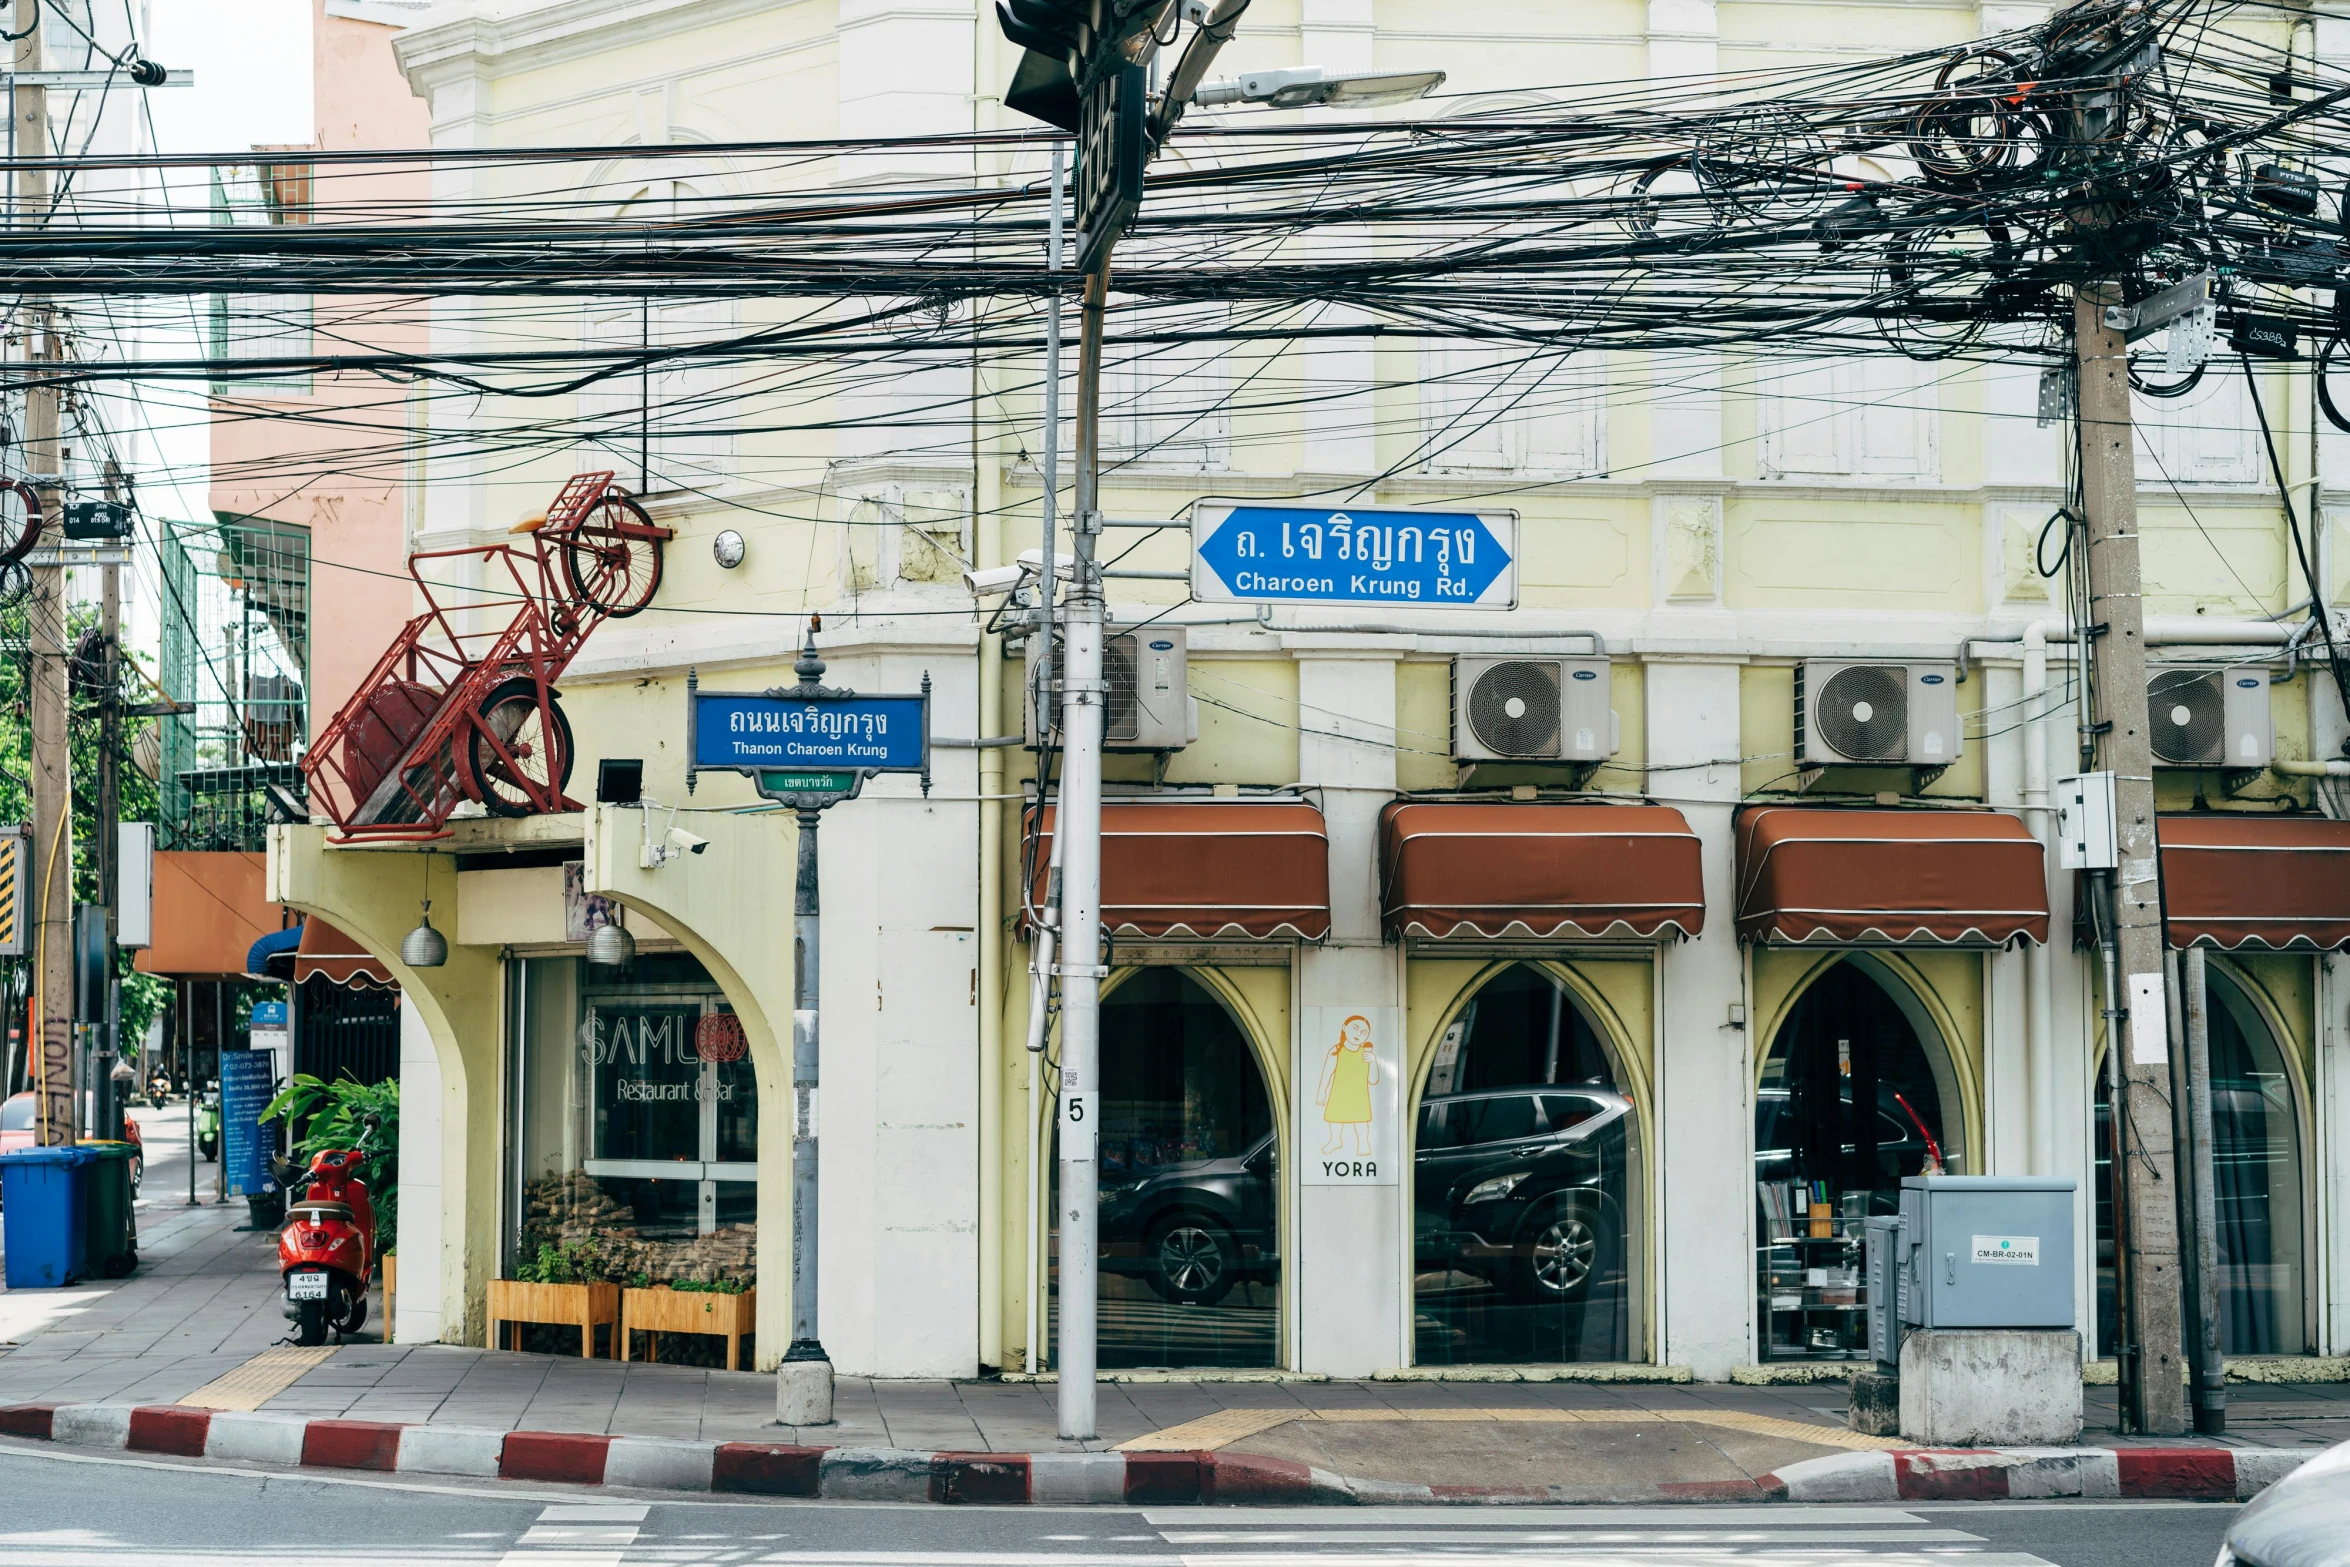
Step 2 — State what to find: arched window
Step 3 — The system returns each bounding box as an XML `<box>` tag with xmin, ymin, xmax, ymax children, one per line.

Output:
<box><xmin>1755</xmin><ymin>959</ymin><xmax>1963</xmax><ymax>1363</ymax></box>
<box><xmin>1050</xmin><ymin>969</ymin><xmax>1277</xmax><ymax>1369</ymax></box>
<box><xmin>1414</xmin><ymin>963</ymin><xmax>1641</xmax><ymax>1365</ymax></box>
<box><xmin>2095</xmin><ymin>968</ymin><xmax>2306</xmax><ymax>1356</ymax></box>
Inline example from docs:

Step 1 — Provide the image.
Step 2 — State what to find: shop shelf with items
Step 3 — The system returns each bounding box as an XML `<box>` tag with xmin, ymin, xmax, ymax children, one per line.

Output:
<box><xmin>1757</xmin><ymin>1180</ymin><xmax>1874</xmax><ymax>1361</ymax></box>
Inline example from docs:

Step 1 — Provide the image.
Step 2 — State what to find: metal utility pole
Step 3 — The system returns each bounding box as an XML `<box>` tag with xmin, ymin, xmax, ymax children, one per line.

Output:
<box><xmin>16</xmin><ymin>0</ymin><xmax>71</xmax><ymax>1150</ymax></box>
<box><xmin>778</xmin><ymin>627</ymin><xmax>834</xmax><ymax>1427</ymax></box>
<box><xmin>2179</xmin><ymin>947</ymin><xmax>2226</xmax><ymax>1434</ymax></box>
<box><xmin>96</xmin><ymin>556</ymin><xmax>121</xmax><ymax>1141</ymax></box>
<box><xmin>2073</xmin><ymin>289</ymin><xmax>2185</xmax><ymax>1434</ymax></box>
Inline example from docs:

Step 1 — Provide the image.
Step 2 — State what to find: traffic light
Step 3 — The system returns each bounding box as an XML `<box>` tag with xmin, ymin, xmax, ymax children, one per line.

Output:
<box><xmin>996</xmin><ymin>0</ymin><xmax>1161</xmax><ymax>132</ymax></box>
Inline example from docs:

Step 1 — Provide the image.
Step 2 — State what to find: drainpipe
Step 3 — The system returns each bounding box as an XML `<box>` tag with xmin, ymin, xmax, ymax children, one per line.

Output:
<box><xmin>2023</xmin><ymin>622</ymin><xmax>2058</xmax><ymax>1176</ymax></box>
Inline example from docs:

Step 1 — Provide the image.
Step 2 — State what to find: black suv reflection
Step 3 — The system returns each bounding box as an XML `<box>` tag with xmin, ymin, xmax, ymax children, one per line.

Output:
<box><xmin>1099</xmin><ymin>1133</ymin><xmax>1278</xmax><ymax>1305</ymax></box>
<box><xmin>1415</xmin><ymin>1088</ymin><xmax>1632</xmax><ymax>1302</ymax></box>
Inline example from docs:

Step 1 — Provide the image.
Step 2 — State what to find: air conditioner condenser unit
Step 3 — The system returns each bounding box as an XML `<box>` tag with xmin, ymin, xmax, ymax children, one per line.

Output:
<box><xmin>1451</xmin><ymin>656</ymin><xmax>1617</xmax><ymax>762</ymax></box>
<box><xmin>2148</xmin><ymin>666</ymin><xmax>2272</xmax><ymax>768</ymax></box>
<box><xmin>1025</xmin><ymin>625</ymin><xmax>1197</xmax><ymax>751</ymax></box>
<box><xmin>1795</xmin><ymin>660</ymin><xmax>1962</xmax><ymax>768</ymax></box>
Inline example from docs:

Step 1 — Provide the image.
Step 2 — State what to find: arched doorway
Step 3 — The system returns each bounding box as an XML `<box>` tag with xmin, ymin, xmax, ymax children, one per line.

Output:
<box><xmin>1049</xmin><ymin>968</ymin><xmax>1278</xmax><ymax>1369</ymax></box>
<box><xmin>1756</xmin><ymin>958</ymin><xmax>1963</xmax><ymax>1363</ymax></box>
<box><xmin>1413</xmin><ymin>963</ymin><xmax>1641</xmax><ymax>1365</ymax></box>
<box><xmin>2095</xmin><ymin>966</ymin><xmax>2307</xmax><ymax>1356</ymax></box>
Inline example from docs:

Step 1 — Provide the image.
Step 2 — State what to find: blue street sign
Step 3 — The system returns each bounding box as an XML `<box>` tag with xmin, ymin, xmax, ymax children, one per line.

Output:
<box><xmin>692</xmin><ymin>692</ymin><xmax>928</xmax><ymax>772</ymax></box>
<box><xmin>1191</xmin><ymin>500</ymin><xmax>1518</xmax><ymax>609</ymax></box>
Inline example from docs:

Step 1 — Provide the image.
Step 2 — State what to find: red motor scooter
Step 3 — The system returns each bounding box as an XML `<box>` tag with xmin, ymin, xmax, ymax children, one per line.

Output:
<box><xmin>274</xmin><ymin>1115</ymin><xmax>381</xmax><ymax>1346</ymax></box>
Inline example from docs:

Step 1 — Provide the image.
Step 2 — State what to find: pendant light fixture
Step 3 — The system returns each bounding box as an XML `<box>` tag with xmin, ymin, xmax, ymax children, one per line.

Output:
<box><xmin>401</xmin><ymin>900</ymin><xmax>448</xmax><ymax>968</ymax></box>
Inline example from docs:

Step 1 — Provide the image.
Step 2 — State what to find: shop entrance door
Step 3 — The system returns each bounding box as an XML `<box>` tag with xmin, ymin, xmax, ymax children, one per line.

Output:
<box><xmin>1755</xmin><ymin>959</ymin><xmax>1961</xmax><ymax>1363</ymax></box>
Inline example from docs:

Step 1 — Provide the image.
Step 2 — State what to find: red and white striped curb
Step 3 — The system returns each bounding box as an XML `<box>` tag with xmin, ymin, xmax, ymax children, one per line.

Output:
<box><xmin>1761</xmin><ymin>1446</ymin><xmax>2309</xmax><ymax>1504</ymax></box>
<box><xmin>0</xmin><ymin>1403</ymin><xmax>2307</xmax><ymax>1505</ymax></box>
<box><xmin>0</xmin><ymin>1403</ymin><xmax>1331</xmax><ymax>1503</ymax></box>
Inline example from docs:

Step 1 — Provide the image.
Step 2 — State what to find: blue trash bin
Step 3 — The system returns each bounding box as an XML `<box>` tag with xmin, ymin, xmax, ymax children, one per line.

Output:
<box><xmin>1</xmin><ymin>1146</ymin><xmax>94</xmax><ymax>1288</ymax></box>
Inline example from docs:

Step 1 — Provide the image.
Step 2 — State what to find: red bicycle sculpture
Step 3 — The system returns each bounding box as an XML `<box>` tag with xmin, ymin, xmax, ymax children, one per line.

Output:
<box><xmin>302</xmin><ymin>472</ymin><xmax>671</xmax><ymax>840</ymax></box>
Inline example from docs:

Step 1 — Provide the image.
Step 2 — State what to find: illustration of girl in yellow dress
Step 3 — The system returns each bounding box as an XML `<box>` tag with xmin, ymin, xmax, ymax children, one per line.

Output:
<box><xmin>1316</xmin><ymin>1014</ymin><xmax>1380</xmax><ymax>1157</ymax></box>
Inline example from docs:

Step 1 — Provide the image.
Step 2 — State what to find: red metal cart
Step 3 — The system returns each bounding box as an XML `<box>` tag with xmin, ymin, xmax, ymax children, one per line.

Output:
<box><xmin>302</xmin><ymin>472</ymin><xmax>671</xmax><ymax>841</ymax></box>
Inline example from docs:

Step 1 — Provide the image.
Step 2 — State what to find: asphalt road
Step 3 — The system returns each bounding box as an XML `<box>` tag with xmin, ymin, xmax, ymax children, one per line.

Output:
<box><xmin>0</xmin><ymin>1445</ymin><xmax>2239</xmax><ymax>1567</ymax></box>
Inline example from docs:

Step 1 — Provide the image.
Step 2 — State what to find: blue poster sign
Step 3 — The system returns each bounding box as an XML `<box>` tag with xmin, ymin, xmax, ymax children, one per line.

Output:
<box><xmin>219</xmin><ymin>1048</ymin><xmax>280</xmax><ymax>1199</ymax></box>
<box><xmin>1190</xmin><ymin>500</ymin><xmax>1518</xmax><ymax>609</ymax></box>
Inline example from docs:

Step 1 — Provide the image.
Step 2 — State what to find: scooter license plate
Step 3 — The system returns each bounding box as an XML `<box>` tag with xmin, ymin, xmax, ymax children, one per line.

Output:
<box><xmin>287</xmin><ymin>1271</ymin><xmax>329</xmax><ymax>1301</ymax></box>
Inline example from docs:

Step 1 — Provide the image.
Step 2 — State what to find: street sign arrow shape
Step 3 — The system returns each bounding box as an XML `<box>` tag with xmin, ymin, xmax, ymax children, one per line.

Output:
<box><xmin>1192</xmin><ymin>502</ymin><xmax>1517</xmax><ymax>609</ymax></box>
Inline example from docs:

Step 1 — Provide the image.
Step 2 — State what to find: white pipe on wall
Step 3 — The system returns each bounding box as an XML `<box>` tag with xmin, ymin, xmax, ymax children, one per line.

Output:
<box><xmin>2023</xmin><ymin>622</ymin><xmax>2059</xmax><ymax>1176</ymax></box>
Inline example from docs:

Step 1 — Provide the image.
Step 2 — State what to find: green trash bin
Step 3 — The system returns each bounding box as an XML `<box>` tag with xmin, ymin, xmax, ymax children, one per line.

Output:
<box><xmin>76</xmin><ymin>1141</ymin><xmax>139</xmax><ymax>1279</ymax></box>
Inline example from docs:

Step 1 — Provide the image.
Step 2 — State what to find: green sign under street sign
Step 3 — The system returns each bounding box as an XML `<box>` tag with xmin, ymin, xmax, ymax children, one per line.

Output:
<box><xmin>758</xmin><ymin>770</ymin><xmax>857</xmax><ymax>796</ymax></box>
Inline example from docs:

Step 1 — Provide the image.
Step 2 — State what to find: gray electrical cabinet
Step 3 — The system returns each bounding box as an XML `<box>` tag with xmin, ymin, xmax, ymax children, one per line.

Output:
<box><xmin>1862</xmin><ymin>1215</ymin><xmax>1907</xmax><ymax>1367</ymax></box>
<box><xmin>1898</xmin><ymin>1175</ymin><xmax>2076</xmax><ymax>1329</ymax></box>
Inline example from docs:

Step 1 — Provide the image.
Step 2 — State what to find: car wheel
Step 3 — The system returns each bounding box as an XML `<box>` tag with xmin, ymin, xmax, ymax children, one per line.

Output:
<box><xmin>1513</xmin><ymin>1197</ymin><xmax>1607</xmax><ymax>1303</ymax></box>
<box><xmin>1148</xmin><ymin>1216</ymin><xmax>1238</xmax><ymax>1306</ymax></box>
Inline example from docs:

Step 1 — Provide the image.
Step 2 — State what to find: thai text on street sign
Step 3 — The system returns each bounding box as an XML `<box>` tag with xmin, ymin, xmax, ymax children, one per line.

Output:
<box><xmin>686</xmin><ymin>667</ymin><xmax>931</xmax><ymax>806</ymax></box>
<box><xmin>1190</xmin><ymin>500</ymin><xmax>1518</xmax><ymax>609</ymax></box>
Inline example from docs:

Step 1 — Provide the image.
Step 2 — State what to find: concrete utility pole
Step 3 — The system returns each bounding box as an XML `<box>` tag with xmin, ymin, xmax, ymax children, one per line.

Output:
<box><xmin>1053</xmin><ymin>263</ymin><xmax>1108</xmax><ymax>1442</ymax></box>
<box><xmin>16</xmin><ymin>0</ymin><xmax>72</xmax><ymax>1150</ymax></box>
<box><xmin>2073</xmin><ymin>289</ymin><xmax>2184</xmax><ymax>1435</ymax></box>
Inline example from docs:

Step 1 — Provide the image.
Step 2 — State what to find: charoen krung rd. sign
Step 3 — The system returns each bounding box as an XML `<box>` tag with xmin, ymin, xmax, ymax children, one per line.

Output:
<box><xmin>1190</xmin><ymin>500</ymin><xmax>1518</xmax><ymax>610</ymax></box>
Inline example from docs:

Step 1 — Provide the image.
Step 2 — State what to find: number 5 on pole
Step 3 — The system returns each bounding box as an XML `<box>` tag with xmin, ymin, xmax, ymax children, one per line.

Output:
<box><xmin>1061</xmin><ymin>1089</ymin><xmax>1094</xmax><ymax>1160</ymax></box>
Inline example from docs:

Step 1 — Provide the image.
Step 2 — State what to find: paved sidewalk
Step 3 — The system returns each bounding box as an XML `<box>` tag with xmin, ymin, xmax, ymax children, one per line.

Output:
<box><xmin>7</xmin><ymin>1126</ymin><xmax>2348</xmax><ymax>1472</ymax></box>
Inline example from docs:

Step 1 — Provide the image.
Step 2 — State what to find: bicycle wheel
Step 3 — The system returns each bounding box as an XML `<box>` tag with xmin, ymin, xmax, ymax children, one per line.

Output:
<box><xmin>0</xmin><ymin>480</ymin><xmax>42</xmax><ymax>563</ymax></box>
<box><xmin>560</xmin><ymin>493</ymin><xmax>664</xmax><ymax>617</ymax></box>
<box><xmin>464</xmin><ymin>678</ymin><xmax>574</xmax><ymax>817</ymax></box>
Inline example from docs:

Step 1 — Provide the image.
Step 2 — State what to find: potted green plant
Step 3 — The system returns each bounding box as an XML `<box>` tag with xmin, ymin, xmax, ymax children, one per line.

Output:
<box><xmin>490</xmin><ymin>1239</ymin><xmax>620</xmax><ymax>1358</ymax></box>
<box><xmin>620</xmin><ymin>1274</ymin><xmax>757</xmax><ymax>1369</ymax></box>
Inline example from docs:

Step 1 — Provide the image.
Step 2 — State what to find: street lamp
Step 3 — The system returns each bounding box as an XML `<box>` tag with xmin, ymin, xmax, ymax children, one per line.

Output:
<box><xmin>1191</xmin><ymin>66</ymin><xmax>1445</xmax><ymax>110</ymax></box>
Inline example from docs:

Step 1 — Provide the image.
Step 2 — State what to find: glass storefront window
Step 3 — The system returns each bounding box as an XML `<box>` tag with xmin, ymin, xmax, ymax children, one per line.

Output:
<box><xmin>1754</xmin><ymin>959</ymin><xmax>1961</xmax><ymax>1362</ymax></box>
<box><xmin>1050</xmin><ymin>968</ymin><xmax>1277</xmax><ymax>1369</ymax></box>
<box><xmin>2096</xmin><ymin>969</ymin><xmax>2304</xmax><ymax>1357</ymax></box>
<box><xmin>1414</xmin><ymin>964</ymin><xmax>1640</xmax><ymax>1365</ymax></box>
<box><xmin>510</xmin><ymin>953</ymin><xmax>757</xmax><ymax>1285</ymax></box>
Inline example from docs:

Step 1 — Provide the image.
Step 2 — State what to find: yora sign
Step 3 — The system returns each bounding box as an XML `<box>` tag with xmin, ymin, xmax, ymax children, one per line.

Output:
<box><xmin>686</xmin><ymin>637</ymin><xmax>930</xmax><ymax>807</ymax></box>
<box><xmin>1191</xmin><ymin>500</ymin><xmax>1518</xmax><ymax>609</ymax></box>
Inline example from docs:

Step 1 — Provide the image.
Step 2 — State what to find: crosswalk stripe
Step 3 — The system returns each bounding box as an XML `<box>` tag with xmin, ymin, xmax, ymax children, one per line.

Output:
<box><xmin>1158</xmin><ymin>1530</ymin><xmax>1986</xmax><ymax>1546</ymax></box>
<box><xmin>1172</xmin><ymin>1556</ymin><xmax>2059</xmax><ymax>1567</ymax></box>
<box><xmin>494</xmin><ymin>1503</ymin><xmax>643</xmax><ymax>1567</ymax></box>
<box><xmin>1118</xmin><ymin>1406</ymin><xmax>1905</xmax><ymax>1454</ymax></box>
<box><xmin>1141</xmin><ymin>1508</ymin><xmax>1929</xmax><ymax>1525</ymax></box>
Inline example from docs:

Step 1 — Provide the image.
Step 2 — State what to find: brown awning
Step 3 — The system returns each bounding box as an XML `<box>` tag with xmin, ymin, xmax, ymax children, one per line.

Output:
<box><xmin>1027</xmin><ymin>802</ymin><xmax>1329</xmax><ymax>940</ymax></box>
<box><xmin>1378</xmin><ymin>802</ymin><xmax>1705</xmax><ymax>940</ymax></box>
<box><xmin>1735</xmin><ymin>806</ymin><xmax>2048</xmax><ymax>946</ymax></box>
<box><xmin>2161</xmin><ymin>814</ymin><xmax>2350</xmax><ymax>951</ymax></box>
<box><xmin>294</xmin><ymin>917</ymin><xmax>397</xmax><ymax>989</ymax></box>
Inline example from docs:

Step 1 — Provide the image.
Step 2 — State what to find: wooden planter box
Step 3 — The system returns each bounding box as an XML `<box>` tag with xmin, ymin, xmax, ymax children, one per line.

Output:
<box><xmin>621</xmin><ymin>1286</ymin><xmax>757</xmax><ymax>1370</ymax></box>
<box><xmin>488</xmin><ymin>1278</ymin><xmax>620</xmax><ymax>1359</ymax></box>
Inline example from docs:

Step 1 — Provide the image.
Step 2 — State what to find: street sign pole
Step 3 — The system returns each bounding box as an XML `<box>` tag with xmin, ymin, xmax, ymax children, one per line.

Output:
<box><xmin>996</xmin><ymin>0</ymin><xmax>1251</xmax><ymax>1444</ymax></box>
<box><xmin>686</xmin><ymin>621</ymin><xmax>930</xmax><ymax>1426</ymax></box>
<box><xmin>1057</xmin><ymin>258</ymin><xmax>1109</xmax><ymax>1442</ymax></box>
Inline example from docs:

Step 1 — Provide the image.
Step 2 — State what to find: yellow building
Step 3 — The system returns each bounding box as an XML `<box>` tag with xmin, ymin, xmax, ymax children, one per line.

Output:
<box><xmin>267</xmin><ymin>0</ymin><xmax>2350</xmax><ymax>1382</ymax></box>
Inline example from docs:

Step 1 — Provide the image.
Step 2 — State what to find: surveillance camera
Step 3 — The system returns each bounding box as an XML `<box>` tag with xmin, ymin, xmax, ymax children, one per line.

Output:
<box><xmin>964</xmin><ymin>562</ymin><xmax>1028</xmax><ymax>597</ymax></box>
<box><xmin>667</xmin><ymin>826</ymin><xmax>710</xmax><ymax>856</ymax></box>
